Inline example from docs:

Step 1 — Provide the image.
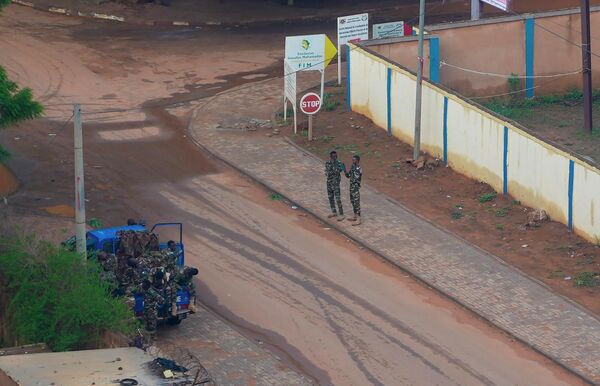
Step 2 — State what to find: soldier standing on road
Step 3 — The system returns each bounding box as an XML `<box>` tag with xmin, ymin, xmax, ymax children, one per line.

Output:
<box><xmin>345</xmin><ymin>154</ymin><xmax>363</xmax><ymax>226</ymax></box>
<box><xmin>325</xmin><ymin>150</ymin><xmax>346</xmax><ymax>221</ymax></box>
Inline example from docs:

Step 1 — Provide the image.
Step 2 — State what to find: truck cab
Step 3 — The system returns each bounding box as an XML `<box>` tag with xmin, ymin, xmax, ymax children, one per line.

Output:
<box><xmin>65</xmin><ymin>222</ymin><xmax>192</xmax><ymax>325</ymax></box>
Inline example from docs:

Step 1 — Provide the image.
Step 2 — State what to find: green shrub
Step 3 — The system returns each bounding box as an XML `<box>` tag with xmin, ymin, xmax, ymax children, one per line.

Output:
<box><xmin>478</xmin><ymin>192</ymin><xmax>497</xmax><ymax>203</ymax></box>
<box><xmin>323</xmin><ymin>93</ymin><xmax>338</xmax><ymax>111</ymax></box>
<box><xmin>0</xmin><ymin>0</ymin><xmax>9</xmax><ymax>10</ymax></box>
<box><xmin>0</xmin><ymin>236</ymin><xmax>135</xmax><ymax>351</ymax></box>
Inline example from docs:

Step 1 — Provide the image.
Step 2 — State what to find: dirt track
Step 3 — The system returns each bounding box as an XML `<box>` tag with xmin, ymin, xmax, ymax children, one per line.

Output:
<box><xmin>0</xmin><ymin>5</ymin><xmax>590</xmax><ymax>385</ymax></box>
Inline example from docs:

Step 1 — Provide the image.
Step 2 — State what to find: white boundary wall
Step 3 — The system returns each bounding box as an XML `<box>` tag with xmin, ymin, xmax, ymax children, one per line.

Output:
<box><xmin>348</xmin><ymin>43</ymin><xmax>600</xmax><ymax>242</ymax></box>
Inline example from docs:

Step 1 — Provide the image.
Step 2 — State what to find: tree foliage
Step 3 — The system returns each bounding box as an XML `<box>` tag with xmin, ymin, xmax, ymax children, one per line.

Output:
<box><xmin>0</xmin><ymin>66</ymin><xmax>43</xmax><ymax>162</ymax></box>
<box><xmin>0</xmin><ymin>0</ymin><xmax>9</xmax><ymax>11</ymax></box>
<box><xmin>0</xmin><ymin>236</ymin><xmax>136</xmax><ymax>351</ymax></box>
<box><xmin>0</xmin><ymin>67</ymin><xmax>43</xmax><ymax>129</ymax></box>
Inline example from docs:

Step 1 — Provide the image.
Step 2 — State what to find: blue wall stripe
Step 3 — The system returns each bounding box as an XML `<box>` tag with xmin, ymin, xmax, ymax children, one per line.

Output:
<box><xmin>503</xmin><ymin>126</ymin><xmax>509</xmax><ymax>195</ymax></box>
<box><xmin>568</xmin><ymin>159</ymin><xmax>575</xmax><ymax>230</ymax></box>
<box><xmin>429</xmin><ymin>36</ymin><xmax>440</xmax><ymax>84</ymax></box>
<box><xmin>346</xmin><ymin>45</ymin><xmax>351</xmax><ymax>111</ymax></box>
<box><xmin>525</xmin><ymin>17</ymin><xmax>535</xmax><ymax>98</ymax></box>
<box><xmin>443</xmin><ymin>96</ymin><xmax>448</xmax><ymax>164</ymax></box>
<box><xmin>387</xmin><ymin>67</ymin><xmax>392</xmax><ymax>135</ymax></box>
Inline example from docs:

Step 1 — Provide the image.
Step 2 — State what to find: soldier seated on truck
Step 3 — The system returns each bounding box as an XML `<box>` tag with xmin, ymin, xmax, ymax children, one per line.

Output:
<box><xmin>173</xmin><ymin>266</ymin><xmax>198</xmax><ymax>313</ymax></box>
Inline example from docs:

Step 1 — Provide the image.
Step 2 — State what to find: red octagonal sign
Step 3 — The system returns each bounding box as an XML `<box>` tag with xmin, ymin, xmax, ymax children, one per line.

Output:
<box><xmin>300</xmin><ymin>92</ymin><xmax>322</xmax><ymax>115</ymax></box>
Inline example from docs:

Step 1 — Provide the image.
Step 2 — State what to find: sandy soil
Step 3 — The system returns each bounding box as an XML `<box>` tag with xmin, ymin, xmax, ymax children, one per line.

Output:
<box><xmin>288</xmin><ymin>85</ymin><xmax>600</xmax><ymax>316</ymax></box>
<box><xmin>0</xmin><ymin>6</ymin><xmax>590</xmax><ymax>385</ymax></box>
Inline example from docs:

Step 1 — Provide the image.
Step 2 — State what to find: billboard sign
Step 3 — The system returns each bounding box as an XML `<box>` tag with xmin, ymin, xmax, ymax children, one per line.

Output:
<box><xmin>285</xmin><ymin>34</ymin><xmax>337</xmax><ymax>71</ymax></box>
<box><xmin>337</xmin><ymin>13</ymin><xmax>369</xmax><ymax>46</ymax></box>
<box><xmin>373</xmin><ymin>21</ymin><xmax>406</xmax><ymax>39</ymax></box>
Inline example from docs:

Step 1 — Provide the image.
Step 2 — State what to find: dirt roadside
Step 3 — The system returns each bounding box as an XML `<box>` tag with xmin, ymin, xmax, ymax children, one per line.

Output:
<box><xmin>284</xmin><ymin>85</ymin><xmax>600</xmax><ymax>316</ymax></box>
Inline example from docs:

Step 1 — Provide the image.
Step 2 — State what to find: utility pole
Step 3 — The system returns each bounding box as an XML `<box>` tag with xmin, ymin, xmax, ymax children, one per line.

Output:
<box><xmin>581</xmin><ymin>0</ymin><xmax>593</xmax><ymax>133</ymax></box>
<box><xmin>413</xmin><ymin>0</ymin><xmax>426</xmax><ymax>160</ymax></box>
<box><xmin>74</xmin><ymin>104</ymin><xmax>86</xmax><ymax>258</ymax></box>
<box><xmin>471</xmin><ymin>0</ymin><xmax>481</xmax><ymax>20</ymax></box>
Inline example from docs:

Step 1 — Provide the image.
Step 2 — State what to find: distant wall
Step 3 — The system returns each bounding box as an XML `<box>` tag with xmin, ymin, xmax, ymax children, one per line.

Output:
<box><xmin>348</xmin><ymin>42</ymin><xmax>600</xmax><ymax>242</ymax></box>
<box><xmin>363</xmin><ymin>6</ymin><xmax>600</xmax><ymax>97</ymax></box>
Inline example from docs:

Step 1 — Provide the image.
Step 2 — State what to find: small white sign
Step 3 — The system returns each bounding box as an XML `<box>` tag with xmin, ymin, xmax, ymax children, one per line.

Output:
<box><xmin>337</xmin><ymin>13</ymin><xmax>369</xmax><ymax>46</ymax></box>
<box><xmin>284</xmin><ymin>60</ymin><xmax>296</xmax><ymax>107</ymax></box>
<box><xmin>285</xmin><ymin>34</ymin><xmax>326</xmax><ymax>71</ymax></box>
<box><xmin>373</xmin><ymin>21</ymin><xmax>405</xmax><ymax>39</ymax></box>
<box><xmin>481</xmin><ymin>0</ymin><xmax>510</xmax><ymax>11</ymax></box>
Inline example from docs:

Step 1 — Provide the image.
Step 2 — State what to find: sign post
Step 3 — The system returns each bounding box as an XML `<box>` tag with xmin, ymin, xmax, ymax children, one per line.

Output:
<box><xmin>337</xmin><ymin>13</ymin><xmax>369</xmax><ymax>84</ymax></box>
<box><xmin>300</xmin><ymin>92</ymin><xmax>322</xmax><ymax>141</ymax></box>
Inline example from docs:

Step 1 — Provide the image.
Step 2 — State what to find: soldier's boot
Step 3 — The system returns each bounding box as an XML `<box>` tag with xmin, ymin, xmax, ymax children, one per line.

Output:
<box><xmin>327</xmin><ymin>213</ymin><xmax>337</xmax><ymax>218</ymax></box>
<box><xmin>171</xmin><ymin>301</ymin><xmax>178</xmax><ymax>317</ymax></box>
<box><xmin>347</xmin><ymin>214</ymin><xmax>357</xmax><ymax>222</ymax></box>
<box><xmin>352</xmin><ymin>215</ymin><xmax>361</xmax><ymax>226</ymax></box>
<box><xmin>189</xmin><ymin>298</ymin><xmax>197</xmax><ymax>313</ymax></box>
<box><xmin>337</xmin><ymin>214</ymin><xmax>345</xmax><ymax>221</ymax></box>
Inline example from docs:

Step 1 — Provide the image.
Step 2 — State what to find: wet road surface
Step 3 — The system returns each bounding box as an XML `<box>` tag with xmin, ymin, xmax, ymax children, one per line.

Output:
<box><xmin>0</xmin><ymin>6</ymin><xmax>590</xmax><ymax>385</ymax></box>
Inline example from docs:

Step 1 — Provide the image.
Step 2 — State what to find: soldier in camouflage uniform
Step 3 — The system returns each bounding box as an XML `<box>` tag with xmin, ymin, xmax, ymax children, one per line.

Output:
<box><xmin>324</xmin><ymin>150</ymin><xmax>346</xmax><ymax>221</ymax></box>
<box><xmin>173</xmin><ymin>266</ymin><xmax>199</xmax><ymax>313</ymax></box>
<box><xmin>139</xmin><ymin>279</ymin><xmax>164</xmax><ymax>332</ymax></box>
<box><xmin>345</xmin><ymin>154</ymin><xmax>363</xmax><ymax>225</ymax></box>
<box><xmin>97</xmin><ymin>251</ymin><xmax>118</xmax><ymax>289</ymax></box>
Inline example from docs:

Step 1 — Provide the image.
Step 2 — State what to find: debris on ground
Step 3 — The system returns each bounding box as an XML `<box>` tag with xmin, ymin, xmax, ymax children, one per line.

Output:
<box><xmin>526</xmin><ymin>209</ymin><xmax>549</xmax><ymax>228</ymax></box>
<box><xmin>406</xmin><ymin>156</ymin><xmax>441</xmax><ymax>170</ymax></box>
<box><xmin>235</xmin><ymin>118</ymin><xmax>272</xmax><ymax>131</ymax></box>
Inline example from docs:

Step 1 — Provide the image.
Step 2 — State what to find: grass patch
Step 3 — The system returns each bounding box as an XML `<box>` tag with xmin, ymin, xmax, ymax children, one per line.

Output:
<box><xmin>270</xmin><ymin>193</ymin><xmax>283</xmax><ymax>201</ymax></box>
<box><xmin>479</xmin><ymin>192</ymin><xmax>497</xmax><ymax>203</ymax></box>
<box><xmin>496</xmin><ymin>223</ymin><xmax>505</xmax><ymax>231</ymax></box>
<box><xmin>318</xmin><ymin>135</ymin><xmax>335</xmax><ymax>143</ymax></box>
<box><xmin>391</xmin><ymin>162</ymin><xmax>402</xmax><ymax>169</ymax></box>
<box><xmin>495</xmin><ymin>207</ymin><xmax>510</xmax><ymax>217</ymax></box>
<box><xmin>87</xmin><ymin>218</ymin><xmax>103</xmax><ymax>229</ymax></box>
<box><xmin>548</xmin><ymin>270</ymin><xmax>565</xmax><ymax>279</ymax></box>
<box><xmin>575</xmin><ymin>271</ymin><xmax>600</xmax><ymax>287</ymax></box>
<box><xmin>451</xmin><ymin>210</ymin><xmax>463</xmax><ymax>220</ymax></box>
<box><xmin>323</xmin><ymin>93</ymin><xmax>339</xmax><ymax>111</ymax></box>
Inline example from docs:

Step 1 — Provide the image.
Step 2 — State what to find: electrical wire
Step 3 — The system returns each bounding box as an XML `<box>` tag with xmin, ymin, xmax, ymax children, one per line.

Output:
<box><xmin>440</xmin><ymin>60</ymin><xmax>582</xmax><ymax>79</ymax></box>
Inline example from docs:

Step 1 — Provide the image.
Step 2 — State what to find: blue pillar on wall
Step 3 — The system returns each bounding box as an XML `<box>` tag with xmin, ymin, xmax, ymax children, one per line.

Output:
<box><xmin>443</xmin><ymin>97</ymin><xmax>448</xmax><ymax>164</ymax></box>
<box><xmin>429</xmin><ymin>36</ymin><xmax>440</xmax><ymax>84</ymax></box>
<box><xmin>387</xmin><ymin>67</ymin><xmax>392</xmax><ymax>136</ymax></box>
<box><xmin>525</xmin><ymin>16</ymin><xmax>535</xmax><ymax>98</ymax></box>
<box><xmin>568</xmin><ymin>159</ymin><xmax>575</xmax><ymax>231</ymax></box>
<box><xmin>346</xmin><ymin>45</ymin><xmax>351</xmax><ymax>111</ymax></box>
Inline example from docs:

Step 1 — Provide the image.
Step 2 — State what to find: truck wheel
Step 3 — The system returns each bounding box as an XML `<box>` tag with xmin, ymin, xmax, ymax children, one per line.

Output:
<box><xmin>167</xmin><ymin>316</ymin><xmax>182</xmax><ymax>325</ymax></box>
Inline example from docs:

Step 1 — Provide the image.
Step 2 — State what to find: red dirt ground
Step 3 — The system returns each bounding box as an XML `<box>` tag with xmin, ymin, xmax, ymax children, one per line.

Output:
<box><xmin>284</xmin><ymin>86</ymin><xmax>600</xmax><ymax>316</ymax></box>
<box><xmin>0</xmin><ymin>164</ymin><xmax>19</xmax><ymax>197</ymax></box>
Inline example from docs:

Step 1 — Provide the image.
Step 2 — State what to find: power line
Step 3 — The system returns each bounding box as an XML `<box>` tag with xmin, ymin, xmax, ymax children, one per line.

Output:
<box><xmin>440</xmin><ymin>60</ymin><xmax>582</xmax><ymax>78</ymax></box>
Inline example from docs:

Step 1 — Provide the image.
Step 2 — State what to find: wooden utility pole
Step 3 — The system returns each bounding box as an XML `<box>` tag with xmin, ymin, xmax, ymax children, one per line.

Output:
<box><xmin>413</xmin><ymin>0</ymin><xmax>426</xmax><ymax>160</ymax></box>
<box><xmin>74</xmin><ymin>104</ymin><xmax>86</xmax><ymax>258</ymax></box>
<box><xmin>581</xmin><ymin>0</ymin><xmax>593</xmax><ymax>133</ymax></box>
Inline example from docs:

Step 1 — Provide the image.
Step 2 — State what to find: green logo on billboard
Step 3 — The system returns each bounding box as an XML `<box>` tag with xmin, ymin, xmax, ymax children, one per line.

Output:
<box><xmin>301</xmin><ymin>39</ymin><xmax>310</xmax><ymax>50</ymax></box>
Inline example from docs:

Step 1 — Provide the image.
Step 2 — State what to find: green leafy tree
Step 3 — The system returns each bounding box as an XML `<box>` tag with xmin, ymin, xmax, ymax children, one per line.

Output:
<box><xmin>0</xmin><ymin>236</ymin><xmax>136</xmax><ymax>351</ymax></box>
<box><xmin>0</xmin><ymin>67</ymin><xmax>43</xmax><ymax>162</ymax></box>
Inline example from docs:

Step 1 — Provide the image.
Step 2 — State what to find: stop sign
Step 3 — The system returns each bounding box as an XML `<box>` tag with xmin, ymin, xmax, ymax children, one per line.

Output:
<box><xmin>300</xmin><ymin>93</ymin><xmax>322</xmax><ymax>115</ymax></box>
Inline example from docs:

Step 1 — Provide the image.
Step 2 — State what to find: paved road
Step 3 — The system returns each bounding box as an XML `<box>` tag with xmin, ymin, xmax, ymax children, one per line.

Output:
<box><xmin>0</xmin><ymin>7</ymin><xmax>588</xmax><ymax>385</ymax></box>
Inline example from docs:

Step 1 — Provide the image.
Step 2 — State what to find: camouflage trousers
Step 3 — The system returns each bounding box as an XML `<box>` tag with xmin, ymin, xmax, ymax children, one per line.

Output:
<box><xmin>327</xmin><ymin>183</ymin><xmax>343</xmax><ymax>215</ymax></box>
<box><xmin>144</xmin><ymin>303</ymin><xmax>159</xmax><ymax>331</ymax></box>
<box><xmin>350</xmin><ymin>186</ymin><xmax>361</xmax><ymax>216</ymax></box>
